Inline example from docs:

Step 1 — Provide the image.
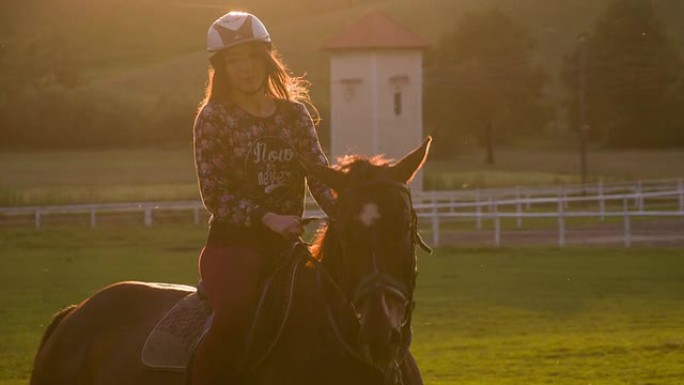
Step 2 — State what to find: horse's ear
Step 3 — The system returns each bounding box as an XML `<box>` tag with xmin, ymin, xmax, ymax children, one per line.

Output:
<box><xmin>389</xmin><ymin>137</ymin><xmax>432</xmax><ymax>183</ymax></box>
<box><xmin>299</xmin><ymin>157</ymin><xmax>348</xmax><ymax>192</ymax></box>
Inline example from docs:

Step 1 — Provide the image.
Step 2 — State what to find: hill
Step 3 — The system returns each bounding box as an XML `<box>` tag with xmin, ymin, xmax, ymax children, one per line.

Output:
<box><xmin>3</xmin><ymin>0</ymin><xmax>683</xmax><ymax>147</ymax></box>
<box><xmin>73</xmin><ymin>0</ymin><xmax>684</xmax><ymax>105</ymax></box>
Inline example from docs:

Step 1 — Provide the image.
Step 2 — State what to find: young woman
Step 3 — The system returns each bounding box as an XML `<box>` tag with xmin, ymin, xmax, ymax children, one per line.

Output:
<box><xmin>190</xmin><ymin>11</ymin><xmax>336</xmax><ymax>384</ymax></box>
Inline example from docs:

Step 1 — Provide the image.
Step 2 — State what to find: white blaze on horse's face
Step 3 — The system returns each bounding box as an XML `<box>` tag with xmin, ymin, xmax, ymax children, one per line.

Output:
<box><xmin>358</xmin><ymin>203</ymin><xmax>381</xmax><ymax>227</ymax></box>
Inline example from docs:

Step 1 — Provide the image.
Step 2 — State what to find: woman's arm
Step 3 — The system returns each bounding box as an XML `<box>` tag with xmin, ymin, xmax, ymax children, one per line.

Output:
<box><xmin>292</xmin><ymin>103</ymin><xmax>337</xmax><ymax>216</ymax></box>
<box><xmin>193</xmin><ymin>104</ymin><xmax>269</xmax><ymax>227</ymax></box>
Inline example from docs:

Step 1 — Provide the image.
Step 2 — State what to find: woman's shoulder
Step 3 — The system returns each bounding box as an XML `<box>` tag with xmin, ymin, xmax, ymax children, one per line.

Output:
<box><xmin>196</xmin><ymin>101</ymin><xmax>243</xmax><ymax>129</ymax></box>
<box><xmin>197</xmin><ymin>100</ymin><xmax>228</xmax><ymax>118</ymax></box>
<box><xmin>276</xmin><ymin>99</ymin><xmax>309</xmax><ymax>115</ymax></box>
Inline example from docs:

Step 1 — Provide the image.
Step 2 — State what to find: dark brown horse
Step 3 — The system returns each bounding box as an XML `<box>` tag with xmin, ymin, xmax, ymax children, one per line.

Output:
<box><xmin>30</xmin><ymin>138</ymin><xmax>432</xmax><ymax>385</ymax></box>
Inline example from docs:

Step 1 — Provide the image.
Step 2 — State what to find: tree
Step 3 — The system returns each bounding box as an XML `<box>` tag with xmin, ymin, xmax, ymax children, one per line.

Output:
<box><xmin>425</xmin><ymin>7</ymin><xmax>549</xmax><ymax>162</ymax></box>
<box><xmin>562</xmin><ymin>0</ymin><xmax>683</xmax><ymax>147</ymax></box>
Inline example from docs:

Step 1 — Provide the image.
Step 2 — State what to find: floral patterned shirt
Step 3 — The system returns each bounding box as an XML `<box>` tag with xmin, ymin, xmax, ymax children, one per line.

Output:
<box><xmin>193</xmin><ymin>99</ymin><xmax>336</xmax><ymax>227</ymax></box>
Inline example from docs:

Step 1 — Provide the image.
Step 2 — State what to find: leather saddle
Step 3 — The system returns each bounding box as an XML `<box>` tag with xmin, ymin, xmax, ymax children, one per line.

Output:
<box><xmin>140</xmin><ymin>242</ymin><xmax>311</xmax><ymax>372</ymax></box>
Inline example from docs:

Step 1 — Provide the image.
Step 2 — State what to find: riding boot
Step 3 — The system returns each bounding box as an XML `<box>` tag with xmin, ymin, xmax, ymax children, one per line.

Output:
<box><xmin>188</xmin><ymin>315</ymin><xmax>248</xmax><ymax>385</ymax></box>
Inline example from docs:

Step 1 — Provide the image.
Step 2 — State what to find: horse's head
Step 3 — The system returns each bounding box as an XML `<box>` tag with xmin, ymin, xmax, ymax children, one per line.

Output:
<box><xmin>307</xmin><ymin>137</ymin><xmax>432</xmax><ymax>368</ymax></box>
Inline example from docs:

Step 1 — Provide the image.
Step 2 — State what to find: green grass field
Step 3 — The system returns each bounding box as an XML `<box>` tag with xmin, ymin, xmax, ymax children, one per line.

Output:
<box><xmin>0</xmin><ymin>148</ymin><xmax>199</xmax><ymax>206</ymax></box>
<box><xmin>1</xmin><ymin>224</ymin><xmax>682</xmax><ymax>385</ymax></box>
<box><xmin>2</xmin><ymin>146</ymin><xmax>683</xmax><ymax>206</ymax></box>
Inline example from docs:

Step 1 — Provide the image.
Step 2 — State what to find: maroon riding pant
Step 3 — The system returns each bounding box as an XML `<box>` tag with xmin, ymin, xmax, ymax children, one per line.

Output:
<box><xmin>190</xmin><ymin>242</ymin><xmax>269</xmax><ymax>384</ymax></box>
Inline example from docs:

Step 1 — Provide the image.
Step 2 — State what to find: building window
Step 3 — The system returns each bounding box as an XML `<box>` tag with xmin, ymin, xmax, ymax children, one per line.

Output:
<box><xmin>394</xmin><ymin>91</ymin><xmax>402</xmax><ymax>115</ymax></box>
<box><xmin>389</xmin><ymin>75</ymin><xmax>409</xmax><ymax>116</ymax></box>
<box><xmin>339</xmin><ymin>78</ymin><xmax>362</xmax><ymax>102</ymax></box>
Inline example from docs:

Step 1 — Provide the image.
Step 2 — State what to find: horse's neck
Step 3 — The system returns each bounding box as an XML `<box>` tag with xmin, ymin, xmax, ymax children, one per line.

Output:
<box><xmin>285</xmin><ymin>234</ymin><xmax>358</xmax><ymax>355</ymax></box>
<box><xmin>317</xmin><ymin>233</ymin><xmax>362</xmax><ymax>345</ymax></box>
<box><xmin>251</xmin><ymin>233</ymin><xmax>386</xmax><ymax>382</ymax></box>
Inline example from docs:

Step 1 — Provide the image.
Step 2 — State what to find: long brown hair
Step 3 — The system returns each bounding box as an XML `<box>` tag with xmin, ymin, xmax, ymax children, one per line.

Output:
<box><xmin>198</xmin><ymin>42</ymin><xmax>319</xmax><ymax>121</ymax></box>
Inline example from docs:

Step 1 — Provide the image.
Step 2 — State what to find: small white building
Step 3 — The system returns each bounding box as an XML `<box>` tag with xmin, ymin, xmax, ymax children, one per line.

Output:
<box><xmin>323</xmin><ymin>10</ymin><xmax>429</xmax><ymax>189</ymax></box>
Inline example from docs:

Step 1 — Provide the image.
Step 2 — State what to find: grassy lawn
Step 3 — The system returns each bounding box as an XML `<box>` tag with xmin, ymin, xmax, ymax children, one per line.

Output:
<box><xmin>1</xmin><ymin>225</ymin><xmax>683</xmax><ymax>384</ymax></box>
<box><xmin>413</xmin><ymin>246</ymin><xmax>684</xmax><ymax>384</ymax></box>
<box><xmin>425</xmin><ymin>146</ymin><xmax>684</xmax><ymax>190</ymax></box>
<box><xmin>1</xmin><ymin>146</ymin><xmax>683</xmax><ymax>206</ymax></box>
<box><xmin>0</xmin><ymin>147</ymin><xmax>199</xmax><ymax>206</ymax></box>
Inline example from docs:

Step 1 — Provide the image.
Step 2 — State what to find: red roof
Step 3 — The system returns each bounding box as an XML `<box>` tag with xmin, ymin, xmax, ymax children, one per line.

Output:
<box><xmin>323</xmin><ymin>10</ymin><xmax>429</xmax><ymax>51</ymax></box>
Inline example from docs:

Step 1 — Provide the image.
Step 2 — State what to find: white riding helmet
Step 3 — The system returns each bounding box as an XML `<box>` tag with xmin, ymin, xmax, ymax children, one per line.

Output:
<box><xmin>207</xmin><ymin>11</ymin><xmax>271</xmax><ymax>54</ymax></box>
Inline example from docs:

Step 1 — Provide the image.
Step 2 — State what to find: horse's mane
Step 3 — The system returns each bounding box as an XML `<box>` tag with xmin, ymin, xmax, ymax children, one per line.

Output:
<box><xmin>309</xmin><ymin>155</ymin><xmax>392</xmax><ymax>262</ymax></box>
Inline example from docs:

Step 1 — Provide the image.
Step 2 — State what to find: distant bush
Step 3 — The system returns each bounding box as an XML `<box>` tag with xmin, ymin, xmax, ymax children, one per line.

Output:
<box><xmin>0</xmin><ymin>85</ymin><xmax>196</xmax><ymax>150</ymax></box>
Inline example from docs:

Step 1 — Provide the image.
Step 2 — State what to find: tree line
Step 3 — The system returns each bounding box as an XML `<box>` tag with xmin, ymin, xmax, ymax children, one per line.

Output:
<box><xmin>426</xmin><ymin>0</ymin><xmax>683</xmax><ymax>160</ymax></box>
<box><xmin>0</xmin><ymin>0</ymin><xmax>380</xmax><ymax>150</ymax></box>
<box><xmin>1</xmin><ymin>0</ymin><xmax>682</xmax><ymax>153</ymax></box>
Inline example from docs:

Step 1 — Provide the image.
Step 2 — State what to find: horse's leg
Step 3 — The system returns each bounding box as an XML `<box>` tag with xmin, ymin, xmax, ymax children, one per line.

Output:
<box><xmin>400</xmin><ymin>353</ymin><xmax>424</xmax><ymax>385</ymax></box>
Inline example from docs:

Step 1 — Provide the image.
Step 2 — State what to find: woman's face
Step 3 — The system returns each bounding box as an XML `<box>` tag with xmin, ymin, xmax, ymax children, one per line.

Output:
<box><xmin>221</xmin><ymin>42</ymin><xmax>268</xmax><ymax>96</ymax></box>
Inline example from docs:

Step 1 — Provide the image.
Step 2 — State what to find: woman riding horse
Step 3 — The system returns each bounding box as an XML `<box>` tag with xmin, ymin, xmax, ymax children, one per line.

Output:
<box><xmin>30</xmin><ymin>9</ymin><xmax>432</xmax><ymax>385</ymax></box>
<box><xmin>191</xmin><ymin>11</ymin><xmax>336</xmax><ymax>384</ymax></box>
<box><xmin>30</xmin><ymin>137</ymin><xmax>431</xmax><ymax>385</ymax></box>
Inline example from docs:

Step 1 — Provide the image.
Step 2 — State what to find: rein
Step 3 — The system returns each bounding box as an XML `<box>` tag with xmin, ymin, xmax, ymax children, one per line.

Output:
<box><xmin>245</xmin><ymin>242</ymin><xmax>307</xmax><ymax>372</ymax></box>
<box><xmin>309</xmin><ymin>254</ymin><xmax>407</xmax><ymax>385</ymax></box>
<box><xmin>305</xmin><ymin>238</ymin><xmax>411</xmax><ymax>385</ymax></box>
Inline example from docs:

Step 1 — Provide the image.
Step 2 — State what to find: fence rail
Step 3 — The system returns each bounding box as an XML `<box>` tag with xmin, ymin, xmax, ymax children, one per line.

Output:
<box><xmin>2</xmin><ymin>179</ymin><xmax>683</xmax><ymax>248</ymax></box>
<box><xmin>0</xmin><ymin>200</ymin><xmax>205</xmax><ymax>228</ymax></box>
<box><xmin>415</xmin><ymin>185</ymin><xmax>684</xmax><ymax>247</ymax></box>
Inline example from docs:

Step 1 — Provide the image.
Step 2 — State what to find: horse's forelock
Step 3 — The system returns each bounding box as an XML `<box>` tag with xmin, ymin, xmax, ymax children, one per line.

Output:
<box><xmin>336</xmin><ymin>155</ymin><xmax>392</xmax><ymax>185</ymax></box>
<box><xmin>336</xmin><ymin>155</ymin><xmax>391</xmax><ymax>172</ymax></box>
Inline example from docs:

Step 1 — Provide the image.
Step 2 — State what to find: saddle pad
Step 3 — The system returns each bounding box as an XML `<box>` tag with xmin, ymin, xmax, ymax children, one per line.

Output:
<box><xmin>141</xmin><ymin>244</ymin><xmax>311</xmax><ymax>373</ymax></box>
<box><xmin>141</xmin><ymin>292</ymin><xmax>212</xmax><ymax>371</ymax></box>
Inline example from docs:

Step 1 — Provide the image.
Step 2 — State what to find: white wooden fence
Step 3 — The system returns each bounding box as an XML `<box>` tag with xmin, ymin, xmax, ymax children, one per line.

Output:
<box><xmin>411</xmin><ymin>178</ymin><xmax>684</xmax><ymax>247</ymax></box>
<box><xmin>0</xmin><ymin>200</ymin><xmax>205</xmax><ymax>228</ymax></box>
<box><xmin>2</xmin><ymin>179</ymin><xmax>683</xmax><ymax>248</ymax></box>
<box><xmin>417</xmin><ymin>189</ymin><xmax>684</xmax><ymax>247</ymax></box>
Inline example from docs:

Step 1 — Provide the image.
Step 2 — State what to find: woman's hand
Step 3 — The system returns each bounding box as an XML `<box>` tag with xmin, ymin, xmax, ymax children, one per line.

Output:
<box><xmin>261</xmin><ymin>212</ymin><xmax>303</xmax><ymax>240</ymax></box>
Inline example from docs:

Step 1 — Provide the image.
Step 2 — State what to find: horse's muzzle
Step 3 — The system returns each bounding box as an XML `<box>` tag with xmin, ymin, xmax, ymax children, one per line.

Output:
<box><xmin>356</xmin><ymin>291</ymin><xmax>406</xmax><ymax>366</ymax></box>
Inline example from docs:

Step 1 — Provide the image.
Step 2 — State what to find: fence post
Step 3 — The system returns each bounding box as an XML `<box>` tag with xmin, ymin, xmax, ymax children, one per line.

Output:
<box><xmin>599</xmin><ymin>179</ymin><xmax>606</xmax><ymax>222</ymax></box>
<box><xmin>90</xmin><ymin>207</ymin><xmax>97</xmax><ymax>228</ymax></box>
<box><xmin>679</xmin><ymin>178</ymin><xmax>684</xmax><ymax>213</ymax></box>
<box><xmin>144</xmin><ymin>207</ymin><xmax>153</xmax><ymax>227</ymax></box>
<box><xmin>526</xmin><ymin>192</ymin><xmax>531</xmax><ymax>210</ymax></box>
<box><xmin>515</xmin><ymin>186</ymin><xmax>522</xmax><ymax>228</ymax></box>
<box><xmin>558</xmin><ymin>196</ymin><xmax>565</xmax><ymax>248</ymax></box>
<box><xmin>431</xmin><ymin>200</ymin><xmax>440</xmax><ymax>247</ymax></box>
<box><xmin>636</xmin><ymin>180</ymin><xmax>643</xmax><ymax>211</ymax></box>
<box><xmin>35</xmin><ymin>210</ymin><xmax>41</xmax><ymax>229</ymax></box>
<box><xmin>493</xmin><ymin>201</ymin><xmax>501</xmax><ymax>247</ymax></box>
<box><xmin>476</xmin><ymin>189</ymin><xmax>482</xmax><ymax>230</ymax></box>
<box><xmin>431</xmin><ymin>194</ymin><xmax>437</xmax><ymax>218</ymax></box>
<box><xmin>559</xmin><ymin>185</ymin><xmax>569</xmax><ymax>210</ymax></box>
<box><xmin>623</xmin><ymin>198</ymin><xmax>631</xmax><ymax>247</ymax></box>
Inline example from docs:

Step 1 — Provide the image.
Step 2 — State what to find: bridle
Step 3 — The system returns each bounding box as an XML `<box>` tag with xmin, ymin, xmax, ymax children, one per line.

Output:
<box><xmin>306</xmin><ymin>179</ymin><xmax>431</xmax><ymax>385</ymax></box>
<box><xmin>241</xmin><ymin>179</ymin><xmax>431</xmax><ymax>384</ymax></box>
